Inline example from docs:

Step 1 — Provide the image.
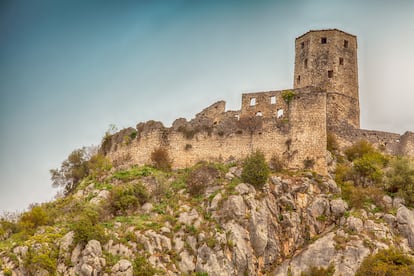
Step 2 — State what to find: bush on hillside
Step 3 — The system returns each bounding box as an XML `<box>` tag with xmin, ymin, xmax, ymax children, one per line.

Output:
<box><xmin>301</xmin><ymin>264</ymin><xmax>335</xmax><ymax>276</ymax></box>
<box><xmin>110</xmin><ymin>183</ymin><xmax>148</xmax><ymax>215</ymax></box>
<box><xmin>356</xmin><ymin>248</ymin><xmax>414</xmax><ymax>276</ymax></box>
<box><xmin>344</xmin><ymin>140</ymin><xmax>376</xmax><ymax>161</ymax></box>
<box><xmin>186</xmin><ymin>163</ymin><xmax>220</xmax><ymax>196</ymax></box>
<box><xmin>351</xmin><ymin>151</ymin><xmax>388</xmax><ymax>187</ymax></box>
<box><xmin>338</xmin><ymin>140</ymin><xmax>388</xmax><ymax>187</ymax></box>
<box><xmin>150</xmin><ymin>147</ymin><xmax>172</xmax><ymax>171</ymax></box>
<box><xmin>241</xmin><ymin>150</ymin><xmax>269</xmax><ymax>188</ymax></box>
<box><xmin>385</xmin><ymin>157</ymin><xmax>414</xmax><ymax>206</ymax></box>
<box><xmin>72</xmin><ymin>206</ymin><xmax>107</xmax><ymax>244</ymax></box>
<box><xmin>18</xmin><ymin>205</ymin><xmax>52</xmax><ymax>235</ymax></box>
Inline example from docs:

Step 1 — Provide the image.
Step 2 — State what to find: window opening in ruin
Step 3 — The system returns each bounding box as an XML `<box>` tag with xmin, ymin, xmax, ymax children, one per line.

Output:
<box><xmin>339</xmin><ymin>57</ymin><xmax>344</xmax><ymax>65</ymax></box>
<box><xmin>321</xmin><ymin>37</ymin><xmax>327</xmax><ymax>44</ymax></box>
<box><xmin>301</xmin><ymin>42</ymin><xmax>305</xmax><ymax>49</ymax></box>
<box><xmin>277</xmin><ymin>109</ymin><xmax>284</xmax><ymax>118</ymax></box>
<box><xmin>270</xmin><ymin>96</ymin><xmax>276</xmax><ymax>104</ymax></box>
<box><xmin>344</xmin><ymin>40</ymin><xmax>349</xmax><ymax>48</ymax></box>
<box><xmin>297</xmin><ymin>75</ymin><xmax>301</xmax><ymax>84</ymax></box>
<box><xmin>304</xmin><ymin>59</ymin><xmax>308</xmax><ymax>68</ymax></box>
<box><xmin>250</xmin><ymin>98</ymin><xmax>256</xmax><ymax>106</ymax></box>
<box><xmin>235</xmin><ymin>114</ymin><xmax>240</xmax><ymax>120</ymax></box>
<box><xmin>256</xmin><ymin>111</ymin><xmax>263</xmax><ymax>117</ymax></box>
<box><xmin>328</xmin><ymin>70</ymin><xmax>333</xmax><ymax>78</ymax></box>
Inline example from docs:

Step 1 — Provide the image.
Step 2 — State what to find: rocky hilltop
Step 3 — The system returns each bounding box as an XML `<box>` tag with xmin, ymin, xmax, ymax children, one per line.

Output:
<box><xmin>2</xmin><ymin>141</ymin><xmax>414</xmax><ymax>275</ymax></box>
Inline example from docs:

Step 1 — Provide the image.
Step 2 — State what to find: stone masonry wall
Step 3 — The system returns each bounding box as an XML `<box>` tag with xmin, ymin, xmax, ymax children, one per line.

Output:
<box><xmin>330</xmin><ymin>124</ymin><xmax>414</xmax><ymax>157</ymax></box>
<box><xmin>105</xmin><ymin>89</ymin><xmax>328</xmax><ymax>175</ymax></box>
<box><xmin>294</xmin><ymin>29</ymin><xmax>359</xmax><ymax>128</ymax></box>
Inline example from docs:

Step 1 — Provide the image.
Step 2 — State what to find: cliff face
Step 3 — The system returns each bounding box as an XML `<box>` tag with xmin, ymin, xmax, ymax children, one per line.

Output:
<box><xmin>2</xmin><ymin>163</ymin><xmax>414</xmax><ymax>276</ymax></box>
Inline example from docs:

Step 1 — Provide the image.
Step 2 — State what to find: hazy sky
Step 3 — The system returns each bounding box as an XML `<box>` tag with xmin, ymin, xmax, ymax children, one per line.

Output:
<box><xmin>1</xmin><ymin>0</ymin><xmax>413</xmax><ymax>212</ymax></box>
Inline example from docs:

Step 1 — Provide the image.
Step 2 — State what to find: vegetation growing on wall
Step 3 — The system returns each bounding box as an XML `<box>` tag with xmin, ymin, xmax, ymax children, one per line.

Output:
<box><xmin>281</xmin><ymin>90</ymin><xmax>296</xmax><ymax>104</ymax></box>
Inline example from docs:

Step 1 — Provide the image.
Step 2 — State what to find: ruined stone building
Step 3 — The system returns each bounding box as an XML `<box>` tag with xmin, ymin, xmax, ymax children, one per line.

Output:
<box><xmin>103</xmin><ymin>29</ymin><xmax>414</xmax><ymax>175</ymax></box>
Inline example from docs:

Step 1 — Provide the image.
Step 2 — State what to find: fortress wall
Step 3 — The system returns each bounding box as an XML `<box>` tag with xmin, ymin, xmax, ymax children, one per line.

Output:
<box><xmin>331</xmin><ymin>126</ymin><xmax>414</xmax><ymax>157</ymax></box>
<box><xmin>326</xmin><ymin>92</ymin><xmax>360</xmax><ymax>130</ymax></box>
<box><xmin>107</xmin><ymin>90</ymin><xmax>329</xmax><ymax>175</ymax></box>
<box><xmin>289</xmin><ymin>91</ymin><xmax>327</xmax><ymax>174</ymax></box>
<box><xmin>240</xmin><ymin>90</ymin><xmax>288</xmax><ymax>118</ymax></box>
<box><xmin>108</xmin><ymin>128</ymin><xmax>290</xmax><ymax>171</ymax></box>
<box><xmin>400</xmin><ymin>132</ymin><xmax>414</xmax><ymax>157</ymax></box>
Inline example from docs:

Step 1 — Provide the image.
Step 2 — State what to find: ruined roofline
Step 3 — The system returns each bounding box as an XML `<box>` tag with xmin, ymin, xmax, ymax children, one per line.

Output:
<box><xmin>241</xmin><ymin>86</ymin><xmax>325</xmax><ymax>97</ymax></box>
<box><xmin>295</xmin><ymin>28</ymin><xmax>356</xmax><ymax>41</ymax></box>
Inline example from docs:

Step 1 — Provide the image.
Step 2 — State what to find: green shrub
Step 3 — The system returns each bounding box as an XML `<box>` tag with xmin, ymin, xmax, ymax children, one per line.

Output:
<box><xmin>110</xmin><ymin>183</ymin><xmax>148</xmax><ymax>215</ymax></box>
<box><xmin>133</xmin><ymin>255</ymin><xmax>159</xmax><ymax>276</ymax></box>
<box><xmin>281</xmin><ymin>90</ymin><xmax>296</xmax><ymax>104</ymax></box>
<box><xmin>150</xmin><ymin>147</ymin><xmax>172</xmax><ymax>171</ymax></box>
<box><xmin>72</xmin><ymin>206</ymin><xmax>107</xmax><ymax>244</ymax></box>
<box><xmin>87</xmin><ymin>153</ymin><xmax>112</xmax><ymax>179</ymax></box>
<box><xmin>130</xmin><ymin>131</ymin><xmax>137</xmax><ymax>139</ymax></box>
<box><xmin>356</xmin><ymin>248</ymin><xmax>414</xmax><ymax>276</ymax></box>
<box><xmin>24</xmin><ymin>246</ymin><xmax>58</xmax><ymax>275</ymax></box>
<box><xmin>186</xmin><ymin>164</ymin><xmax>220</xmax><ymax>196</ymax></box>
<box><xmin>340</xmin><ymin>140</ymin><xmax>388</xmax><ymax>187</ymax></box>
<box><xmin>340</xmin><ymin>181</ymin><xmax>384</xmax><ymax>209</ymax></box>
<box><xmin>351</xmin><ymin>151</ymin><xmax>388</xmax><ymax>187</ymax></box>
<box><xmin>301</xmin><ymin>264</ymin><xmax>335</xmax><ymax>276</ymax></box>
<box><xmin>0</xmin><ymin>218</ymin><xmax>18</xmax><ymax>240</ymax></box>
<box><xmin>18</xmin><ymin>205</ymin><xmax>52</xmax><ymax>234</ymax></box>
<box><xmin>112</xmin><ymin>166</ymin><xmax>154</xmax><ymax>182</ymax></box>
<box><xmin>344</xmin><ymin>140</ymin><xmax>376</xmax><ymax>161</ymax></box>
<box><xmin>385</xmin><ymin>157</ymin><xmax>414</xmax><ymax>206</ymax></box>
<box><xmin>241</xmin><ymin>150</ymin><xmax>269</xmax><ymax>188</ymax></box>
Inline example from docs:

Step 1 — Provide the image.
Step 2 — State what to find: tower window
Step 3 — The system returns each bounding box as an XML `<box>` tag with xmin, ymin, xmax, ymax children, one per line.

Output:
<box><xmin>344</xmin><ymin>40</ymin><xmax>349</xmax><ymax>48</ymax></box>
<box><xmin>301</xmin><ymin>42</ymin><xmax>305</xmax><ymax>49</ymax></box>
<box><xmin>321</xmin><ymin>37</ymin><xmax>327</xmax><ymax>44</ymax></box>
<box><xmin>270</xmin><ymin>96</ymin><xmax>276</xmax><ymax>104</ymax></box>
<box><xmin>250</xmin><ymin>98</ymin><xmax>256</xmax><ymax>106</ymax></box>
<box><xmin>277</xmin><ymin>109</ymin><xmax>284</xmax><ymax>118</ymax></box>
<box><xmin>328</xmin><ymin>70</ymin><xmax>333</xmax><ymax>78</ymax></box>
<box><xmin>297</xmin><ymin>75</ymin><xmax>301</xmax><ymax>84</ymax></box>
<box><xmin>339</xmin><ymin>57</ymin><xmax>344</xmax><ymax>65</ymax></box>
<box><xmin>304</xmin><ymin>59</ymin><xmax>308</xmax><ymax>68</ymax></box>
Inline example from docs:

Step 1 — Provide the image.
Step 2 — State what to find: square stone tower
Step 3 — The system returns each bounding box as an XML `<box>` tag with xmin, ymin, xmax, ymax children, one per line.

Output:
<box><xmin>294</xmin><ymin>29</ymin><xmax>360</xmax><ymax>129</ymax></box>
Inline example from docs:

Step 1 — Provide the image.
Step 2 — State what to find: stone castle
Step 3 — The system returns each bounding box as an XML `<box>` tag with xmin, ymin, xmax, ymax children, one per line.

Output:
<box><xmin>102</xmin><ymin>29</ymin><xmax>414</xmax><ymax>175</ymax></box>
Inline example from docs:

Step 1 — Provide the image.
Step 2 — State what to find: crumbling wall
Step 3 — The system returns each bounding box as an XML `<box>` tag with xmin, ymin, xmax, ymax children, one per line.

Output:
<box><xmin>240</xmin><ymin>90</ymin><xmax>288</xmax><ymax>118</ymax></box>
<box><xmin>400</xmin><ymin>132</ymin><xmax>414</xmax><ymax>157</ymax></box>
<box><xmin>331</xmin><ymin>125</ymin><xmax>414</xmax><ymax>157</ymax></box>
<box><xmin>106</xmin><ymin>89</ymin><xmax>329</xmax><ymax>175</ymax></box>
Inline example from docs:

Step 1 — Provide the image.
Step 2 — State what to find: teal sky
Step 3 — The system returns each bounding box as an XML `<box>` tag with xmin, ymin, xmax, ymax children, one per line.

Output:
<box><xmin>1</xmin><ymin>0</ymin><xmax>413</xmax><ymax>212</ymax></box>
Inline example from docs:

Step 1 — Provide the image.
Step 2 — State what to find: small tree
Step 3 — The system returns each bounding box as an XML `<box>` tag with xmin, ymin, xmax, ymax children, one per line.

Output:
<box><xmin>241</xmin><ymin>150</ymin><xmax>269</xmax><ymax>188</ymax></box>
<box><xmin>50</xmin><ymin>147</ymin><xmax>112</xmax><ymax>195</ymax></box>
<box><xmin>50</xmin><ymin>148</ymin><xmax>90</xmax><ymax>195</ymax></box>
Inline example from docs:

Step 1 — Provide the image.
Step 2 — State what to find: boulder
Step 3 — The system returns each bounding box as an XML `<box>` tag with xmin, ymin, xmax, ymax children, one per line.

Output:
<box><xmin>397</xmin><ymin>206</ymin><xmax>414</xmax><ymax>248</ymax></box>
<box><xmin>330</xmin><ymin>199</ymin><xmax>348</xmax><ymax>218</ymax></box>
<box><xmin>111</xmin><ymin>259</ymin><xmax>133</xmax><ymax>276</ymax></box>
